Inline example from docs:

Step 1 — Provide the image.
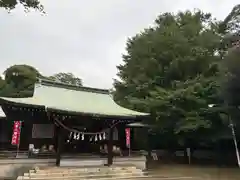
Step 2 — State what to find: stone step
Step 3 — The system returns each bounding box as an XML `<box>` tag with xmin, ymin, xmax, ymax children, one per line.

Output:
<box><xmin>25</xmin><ymin>169</ymin><xmax>143</xmax><ymax>177</ymax></box>
<box><xmin>17</xmin><ymin>172</ymin><xmax>144</xmax><ymax>180</ymax></box>
<box><xmin>18</xmin><ymin>175</ymin><xmax>195</xmax><ymax>180</ymax></box>
<box><xmin>17</xmin><ymin>175</ymin><xmax>147</xmax><ymax>180</ymax></box>
<box><xmin>31</xmin><ymin>166</ymin><xmax>136</xmax><ymax>173</ymax></box>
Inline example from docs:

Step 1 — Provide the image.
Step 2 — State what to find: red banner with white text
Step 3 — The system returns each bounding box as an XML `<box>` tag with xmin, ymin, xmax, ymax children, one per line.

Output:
<box><xmin>125</xmin><ymin>128</ymin><xmax>130</xmax><ymax>148</ymax></box>
<box><xmin>11</xmin><ymin>121</ymin><xmax>21</xmax><ymax>145</ymax></box>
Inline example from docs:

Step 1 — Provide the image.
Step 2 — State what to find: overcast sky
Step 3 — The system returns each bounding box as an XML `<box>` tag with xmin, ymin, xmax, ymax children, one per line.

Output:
<box><xmin>0</xmin><ymin>0</ymin><xmax>238</xmax><ymax>88</ymax></box>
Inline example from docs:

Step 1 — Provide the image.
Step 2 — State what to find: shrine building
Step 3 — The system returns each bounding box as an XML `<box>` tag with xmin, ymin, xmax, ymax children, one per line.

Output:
<box><xmin>0</xmin><ymin>79</ymin><xmax>149</xmax><ymax>166</ymax></box>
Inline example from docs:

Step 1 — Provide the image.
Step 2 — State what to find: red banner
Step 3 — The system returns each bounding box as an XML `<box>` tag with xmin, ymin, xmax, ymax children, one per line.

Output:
<box><xmin>11</xmin><ymin>121</ymin><xmax>21</xmax><ymax>145</ymax></box>
<box><xmin>125</xmin><ymin>128</ymin><xmax>130</xmax><ymax>148</ymax></box>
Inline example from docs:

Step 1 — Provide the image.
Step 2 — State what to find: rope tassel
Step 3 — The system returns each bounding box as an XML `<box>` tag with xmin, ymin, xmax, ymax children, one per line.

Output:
<box><xmin>103</xmin><ymin>132</ymin><xmax>106</xmax><ymax>140</ymax></box>
<box><xmin>76</xmin><ymin>133</ymin><xmax>80</xmax><ymax>140</ymax></box>
<box><xmin>69</xmin><ymin>132</ymin><xmax>72</xmax><ymax>138</ymax></box>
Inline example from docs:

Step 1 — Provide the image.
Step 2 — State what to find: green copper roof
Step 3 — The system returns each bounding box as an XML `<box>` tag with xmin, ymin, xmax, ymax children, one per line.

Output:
<box><xmin>0</xmin><ymin>80</ymin><xmax>149</xmax><ymax>117</ymax></box>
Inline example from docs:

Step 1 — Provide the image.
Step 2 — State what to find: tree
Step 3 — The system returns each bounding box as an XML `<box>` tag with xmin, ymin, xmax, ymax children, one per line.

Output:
<box><xmin>4</xmin><ymin>64</ymin><xmax>40</xmax><ymax>84</ymax></box>
<box><xmin>219</xmin><ymin>4</ymin><xmax>240</xmax><ymax>107</ymax></box>
<box><xmin>221</xmin><ymin>43</ymin><xmax>240</xmax><ymax>106</ymax></box>
<box><xmin>216</xmin><ymin>4</ymin><xmax>240</xmax><ymax>61</ymax></box>
<box><xmin>0</xmin><ymin>64</ymin><xmax>42</xmax><ymax>97</ymax></box>
<box><xmin>114</xmin><ymin>10</ymin><xmax>223</xmax><ymax>147</ymax></box>
<box><xmin>0</xmin><ymin>65</ymin><xmax>83</xmax><ymax>97</ymax></box>
<box><xmin>0</xmin><ymin>0</ymin><xmax>44</xmax><ymax>12</ymax></box>
<box><xmin>49</xmin><ymin>72</ymin><xmax>82</xmax><ymax>86</ymax></box>
<box><xmin>219</xmin><ymin>4</ymin><xmax>240</xmax><ymax>37</ymax></box>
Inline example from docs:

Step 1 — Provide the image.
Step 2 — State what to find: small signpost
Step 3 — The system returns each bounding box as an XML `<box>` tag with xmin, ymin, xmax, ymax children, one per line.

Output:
<box><xmin>125</xmin><ymin>128</ymin><xmax>131</xmax><ymax>156</ymax></box>
<box><xmin>11</xmin><ymin>121</ymin><xmax>22</xmax><ymax>157</ymax></box>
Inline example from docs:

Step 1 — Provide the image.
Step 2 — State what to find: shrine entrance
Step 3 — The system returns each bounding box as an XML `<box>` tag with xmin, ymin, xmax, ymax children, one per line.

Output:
<box><xmin>52</xmin><ymin>114</ymin><xmax>139</xmax><ymax>166</ymax></box>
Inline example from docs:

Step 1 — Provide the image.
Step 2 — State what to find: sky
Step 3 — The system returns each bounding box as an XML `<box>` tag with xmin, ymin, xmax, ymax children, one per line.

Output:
<box><xmin>0</xmin><ymin>0</ymin><xmax>238</xmax><ymax>89</ymax></box>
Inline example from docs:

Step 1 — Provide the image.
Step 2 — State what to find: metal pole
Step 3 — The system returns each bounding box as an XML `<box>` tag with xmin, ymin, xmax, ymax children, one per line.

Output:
<box><xmin>209</xmin><ymin>104</ymin><xmax>240</xmax><ymax>167</ymax></box>
<box><xmin>229</xmin><ymin>117</ymin><xmax>240</xmax><ymax>167</ymax></box>
<box><xmin>16</xmin><ymin>144</ymin><xmax>19</xmax><ymax>158</ymax></box>
<box><xmin>129</xmin><ymin>143</ymin><xmax>131</xmax><ymax>156</ymax></box>
<box><xmin>187</xmin><ymin>148</ymin><xmax>191</xmax><ymax>165</ymax></box>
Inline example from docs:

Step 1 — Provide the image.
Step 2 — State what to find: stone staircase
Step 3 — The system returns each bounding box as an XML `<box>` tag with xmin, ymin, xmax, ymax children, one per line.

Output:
<box><xmin>16</xmin><ymin>166</ymin><xmax>146</xmax><ymax>180</ymax></box>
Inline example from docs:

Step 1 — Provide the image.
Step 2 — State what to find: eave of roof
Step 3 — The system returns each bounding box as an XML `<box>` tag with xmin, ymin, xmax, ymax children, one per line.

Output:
<box><xmin>127</xmin><ymin>122</ymin><xmax>152</xmax><ymax>128</ymax></box>
<box><xmin>0</xmin><ymin>106</ymin><xmax>6</xmax><ymax>118</ymax></box>
<box><xmin>0</xmin><ymin>79</ymin><xmax>149</xmax><ymax>118</ymax></box>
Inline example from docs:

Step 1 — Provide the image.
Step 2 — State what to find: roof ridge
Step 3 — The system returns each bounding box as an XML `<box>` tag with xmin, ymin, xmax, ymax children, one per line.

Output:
<box><xmin>37</xmin><ymin>78</ymin><xmax>110</xmax><ymax>94</ymax></box>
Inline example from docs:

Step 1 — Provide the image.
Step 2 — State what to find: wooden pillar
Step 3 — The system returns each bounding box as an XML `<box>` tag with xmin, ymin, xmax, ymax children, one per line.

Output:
<box><xmin>55</xmin><ymin>126</ymin><xmax>63</xmax><ymax>166</ymax></box>
<box><xmin>146</xmin><ymin>129</ymin><xmax>151</xmax><ymax>170</ymax></box>
<box><xmin>107</xmin><ymin>127</ymin><xmax>114</xmax><ymax>165</ymax></box>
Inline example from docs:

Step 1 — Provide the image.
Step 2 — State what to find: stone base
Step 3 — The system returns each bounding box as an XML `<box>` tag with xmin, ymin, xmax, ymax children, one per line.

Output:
<box><xmin>0</xmin><ymin>156</ymin><xmax>146</xmax><ymax>179</ymax></box>
<box><xmin>0</xmin><ymin>159</ymin><xmax>55</xmax><ymax>179</ymax></box>
<box><xmin>60</xmin><ymin>156</ymin><xmax>146</xmax><ymax>170</ymax></box>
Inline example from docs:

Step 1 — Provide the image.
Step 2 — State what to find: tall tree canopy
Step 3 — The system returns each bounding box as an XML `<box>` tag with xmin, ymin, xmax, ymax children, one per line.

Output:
<box><xmin>219</xmin><ymin>4</ymin><xmax>240</xmax><ymax>36</ymax></box>
<box><xmin>114</xmin><ymin>10</ymin><xmax>223</xmax><ymax>146</ymax></box>
<box><xmin>220</xmin><ymin>4</ymin><xmax>240</xmax><ymax>107</ymax></box>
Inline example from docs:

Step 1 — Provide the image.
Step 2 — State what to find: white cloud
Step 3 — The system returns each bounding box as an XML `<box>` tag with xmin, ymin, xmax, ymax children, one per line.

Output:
<box><xmin>0</xmin><ymin>0</ymin><xmax>238</xmax><ymax>88</ymax></box>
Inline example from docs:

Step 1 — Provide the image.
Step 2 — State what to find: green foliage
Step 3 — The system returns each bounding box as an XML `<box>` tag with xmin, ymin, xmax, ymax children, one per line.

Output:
<box><xmin>114</xmin><ymin>5</ymin><xmax>240</xmax><ymax>148</ymax></box>
<box><xmin>4</xmin><ymin>64</ymin><xmax>40</xmax><ymax>84</ymax></box>
<box><xmin>49</xmin><ymin>72</ymin><xmax>82</xmax><ymax>86</ymax></box>
<box><xmin>221</xmin><ymin>45</ymin><xmax>240</xmax><ymax>106</ymax></box>
<box><xmin>219</xmin><ymin>4</ymin><xmax>240</xmax><ymax>36</ymax></box>
<box><xmin>0</xmin><ymin>65</ymin><xmax>83</xmax><ymax>98</ymax></box>
<box><xmin>114</xmin><ymin>10</ymin><xmax>226</xmax><ymax>146</ymax></box>
<box><xmin>0</xmin><ymin>64</ymin><xmax>41</xmax><ymax>97</ymax></box>
<box><xmin>0</xmin><ymin>76</ymin><xmax>5</xmax><ymax>90</ymax></box>
<box><xmin>219</xmin><ymin>4</ymin><xmax>240</xmax><ymax>112</ymax></box>
<box><xmin>0</xmin><ymin>0</ymin><xmax>44</xmax><ymax>12</ymax></box>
